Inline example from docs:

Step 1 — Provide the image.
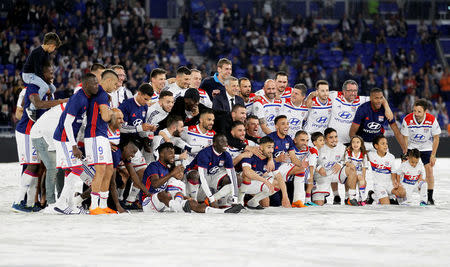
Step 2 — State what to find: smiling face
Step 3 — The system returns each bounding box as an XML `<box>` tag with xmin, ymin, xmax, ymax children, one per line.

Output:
<box><xmin>213</xmin><ymin>135</ymin><xmax>228</xmax><ymax>153</ymax></box>
<box><xmin>317</xmin><ymin>84</ymin><xmax>329</xmax><ymax>102</ymax></box>
<box><xmin>160</xmin><ymin>147</ymin><xmax>175</xmax><ymax>165</ymax></box>
<box><xmin>231</xmin><ymin>124</ymin><xmax>246</xmax><ymax>141</ymax></box>
<box><xmin>151</xmin><ymin>73</ymin><xmax>166</xmax><ymax>92</ymax></box>
<box><xmin>325</xmin><ymin>130</ymin><xmax>338</xmax><ymax>148</ymax></box>
<box><xmin>260</xmin><ymin>142</ymin><xmax>274</xmax><ymax>158</ymax></box>
<box><xmin>190</xmin><ymin>71</ymin><xmax>202</xmax><ymax>89</ymax></box>
<box><xmin>343</xmin><ymin>83</ymin><xmax>358</xmax><ymax>102</ymax></box>
<box><xmin>374</xmin><ymin>137</ymin><xmax>388</xmax><ymax>155</ymax></box>
<box><xmin>413</xmin><ymin>105</ymin><xmax>425</xmax><ymax>122</ymax></box>
<box><xmin>159</xmin><ymin>95</ymin><xmax>174</xmax><ymax>113</ymax></box>
<box><xmin>351</xmin><ymin>137</ymin><xmax>362</xmax><ymax>152</ymax></box>
<box><xmin>294</xmin><ymin>133</ymin><xmax>309</xmax><ymax>151</ymax></box>
<box><xmin>218</xmin><ymin>63</ymin><xmax>232</xmax><ymax>80</ymax></box>
<box><xmin>200</xmin><ymin>113</ymin><xmax>214</xmax><ymax>131</ymax></box>
<box><xmin>264</xmin><ymin>80</ymin><xmax>277</xmax><ymax>100</ymax></box>
<box><xmin>370</xmin><ymin>91</ymin><xmax>384</xmax><ymax>110</ymax></box>
<box><xmin>239</xmin><ymin>79</ymin><xmax>251</xmax><ymax>98</ymax></box>
<box><xmin>276</xmin><ymin>117</ymin><xmax>289</xmax><ymax>137</ymax></box>
<box><xmin>275</xmin><ymin>74</ymin><xmax>288</xmax><ymax>94</ymax></box>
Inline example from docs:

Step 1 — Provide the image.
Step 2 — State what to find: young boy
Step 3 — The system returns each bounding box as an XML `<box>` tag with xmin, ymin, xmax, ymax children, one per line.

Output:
<box><xmin>22</xmin><ymin>32</ymin><xmax>61</xmax><ymax>121</ymax></box>
<box><xmin>367</xmin><ymin>135</ymin><xmax>406</xmax><ymax>205</ymax></box>
<box><xmin>304</xmin><ymin>132</ymin><xmax>324</xmax><ymax>205</ymax></box>
<box><xmin>397</xmin><ymin>149</ymin><xmax>428</xmax><ymax>206</ymax></box>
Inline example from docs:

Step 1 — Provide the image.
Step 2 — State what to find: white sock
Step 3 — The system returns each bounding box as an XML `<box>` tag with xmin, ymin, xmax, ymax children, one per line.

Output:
<box><xmin>348</xmin><ymin>189</ymin><xmax>357</xmax><ymax>200</ymax></box>
<box><xmin>333</xmin><ymin>190</ymin><xmax>339</xmax><ymax>197</ymax></box>
<box><xmin>90</xmin><ymin>192</ymin><xmax>100</xmax><ymax>209</ymax></box>
<box><xmin>16</xmin><ymin>171</ymin><xmax>36</xmax><ymax>204</ymax></box>
<box><xmin>26</xmin><ymin>177</ymin><xmax>38</xmax><ymax>207</ymax></box>
<box><xmin>126</xmin><ymin>185</ymin><xmax>140</xmax><ymax>203</ymax></box>
<box><xmin>205</xmin><ymin>206</ymin><xmax>225</xmax><ymax>213</ymax></box>
<box><xmin>168</xmin><ymin>199</ymin><xmax>183</xmax><ymax>212</ymax></box>
<box><xmin>419</xmin><ymin>181</ymin><xmax>428</xmax><ymax>203</ymax></box>
<box><xmin>359</xmin><ymin>186</ymin><xmax>367</xmax><ymax>201</ymax></box>
<box><xmin>248</xmin><ymin>185</ymin><xmax>270</xmax><ymax>207</ymax></box>
<box><xmin>345</xmin><ymin>191</ymin><xmax>349</xmax><ymax>199</ymax></box>
<box><xmin>212</xmin><ymin>184</ymin><xmax>232</xmax><ymax>202</ymax></box>
<box><xmin>55</xmin><ymin>172</ymin><xmax>79</xmax><ymax>209</ymax></box>
<box><xmin>99</xmin><ymin>191</ymin><xmax>109</xmax><ymax>209</ymax></box>
<box><xmin>118</xmin><ymin>188</ymin><xmax>124</xmax><ymax>201</ymax></box>
<box><xmin>293</xmin><ymin>176</ymin><xmax>305</xmax><ymax>202</ymax></box>
<box><xmin>238</xmin><ymin>183</ymin><xmax>249</xmax><ymax>204</ymax></box>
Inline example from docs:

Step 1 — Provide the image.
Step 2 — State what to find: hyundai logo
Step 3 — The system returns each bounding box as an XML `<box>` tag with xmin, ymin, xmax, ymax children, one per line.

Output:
<box><xmin>133</xmin><ymin>119</ymin><xmax>143</xmax><ymax>126</ymax></box>
<box><xmin>324</xmin><ymin>162</ymin><xmax>335</xmax><ymax>169</ymax></box>
<box><xmin>367</xmin><ymin>122</ymin><xmax>381</xmax><ymax>130</ymax></box>
<box><xmin>209</xmin><ymin>166</ymin><xmax>220</xmax><ymax>174</ymax></box>
<box><xmin>338</xmin><ymin>111</ymin><xmax>352</xmax><ymax>119</ymax></box>
<box><xmin>267</xmin><ymin>114</ymin><xmax>275</xmax><ymax>122</ymax></box>
<box><xmin>289</xmin><ymin>118</ymin><xmax>301</xmax><ymax>126</ymax></box>
<box><xmin>316</xmin><ymin>116</ymin><xmax>328</xmax><ymax>123</ymax></box>
<box><xmin>414</xmin><ymin>134</ymin><xmax>425</xmax><ymax>140</ymax></box>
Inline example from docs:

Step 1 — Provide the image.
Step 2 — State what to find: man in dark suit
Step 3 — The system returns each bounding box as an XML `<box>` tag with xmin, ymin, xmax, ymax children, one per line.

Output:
<box><xmin>213</xmin><ymin>76</ymin><xmax>244</xmax><ymax>112</ymax></box>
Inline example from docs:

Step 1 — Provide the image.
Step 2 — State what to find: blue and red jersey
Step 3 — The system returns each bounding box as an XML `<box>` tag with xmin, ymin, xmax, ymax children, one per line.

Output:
<box><xmin>85</xmin><ymin>85</ymin><xmax>110</xmax><ymax>138</ymax></box>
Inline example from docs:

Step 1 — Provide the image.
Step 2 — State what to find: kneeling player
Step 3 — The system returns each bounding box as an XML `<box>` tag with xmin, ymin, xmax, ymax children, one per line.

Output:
<box><xmin>312</xmin><ymin>128</ymin><xmax>359</xmax><ymax>206</ymax></box>
<box><xmin>142</xmin><ymin>143</ymin><xmax>243</xmax><ymax>213</ymax></box>
<box><xmin>241</xmin><ymin>136</ymin><xmax>290</xmax><ymax>209</ymax></box>
<box><xmin>368</xmin><ymin>135</ymin><xmax>406</xmax><ymax>205</ymax></box>
<box><xmin>397</xmin><ymin>149</ymin><xmax>428</xmax><ymax>206</ymax></box>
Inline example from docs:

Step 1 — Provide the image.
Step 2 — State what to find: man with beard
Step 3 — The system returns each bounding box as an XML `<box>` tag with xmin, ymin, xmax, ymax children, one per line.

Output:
<box><xmin>238</xmin><ymin>77</ymin><xmax>255</xmax><ymax>114</ymax></box>
<box><xmin>252</xmin><ymin>79</ymin><xmax>282</xmax><ymax>136</ymax></box>
<box><xmin>166</xmin><ymin>66</ymin><xmax>191</xmax><ymax>100</ymax></box>
<box><xmin>190</xmin><ymin>69</ymin><xmax>212</xmax><ymax>108</ymax></box>
<box><xmin>151</xmin><ymin>115</ymin><xmax>188</xmax><ymax>162</ymax></box>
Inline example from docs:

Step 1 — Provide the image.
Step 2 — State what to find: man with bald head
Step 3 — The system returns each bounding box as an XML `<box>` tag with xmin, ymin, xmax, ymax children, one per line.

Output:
<box><xmin>252</xmin><ymin>79</ymin><xmax>283</xmax><ymax>136</ymax></box>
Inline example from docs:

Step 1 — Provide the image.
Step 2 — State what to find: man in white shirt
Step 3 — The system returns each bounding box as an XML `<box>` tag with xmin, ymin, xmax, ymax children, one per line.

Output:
<box><xmin>111</xmin><ymin>65</ymin><xmax>133</xmax><ymax>108</ymax></box>
<box><xmin>190</xmin><ymin>69</ymin><xmax>212</xmax><ymax>108</ymax></box>
<box><xmin>166</xmin><ymin>66</ymin><xmax>191</xmax><ymax>100</ymax></box>
<box><xmin>252</xmin><ymin>79</ymin><xmax>283</xmax><ymax>136</ymax></box>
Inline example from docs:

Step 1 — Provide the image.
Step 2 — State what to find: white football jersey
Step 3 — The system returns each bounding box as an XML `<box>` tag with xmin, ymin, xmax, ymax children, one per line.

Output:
<box><xmin>316</xmin><ymin>143</ymin><xmax>346</xmax><ymax>177</ymax></box>
<box><xmin>107</xmin><ymin>127</ymin><xmax>121</xmax><ymax>145</ymax></box>
<box><xmin>304</xmin><ymin>96</ymin><xmax>332</xmax><ymax>134</ymax></box>
<box><xmin>166</xmin><ymin>83</ymin><xmax>187</xmax><ymax>100</ymax></box>
<box><xmin>401</xmin><ymin>113</ymin><xmax>441</xmax><ymax>151</ymax></box>
<box><xmin>30</xmin><ymin>103</ymin><xmax>66</xmax><ymax>151</ymax></box>
<box><xmin>344</xmin><ymin>150</ymin><xmax>369</xmax><ymax>175</ymax></box>
<box><xmin>368</xmin><ymin>151</ymin><xmax>397</xmax><ymax>182</ymax></box>
<box><xmin>252</xmin><ymin>95</ymin><xmax>283</xmax><ymax>135</ymax></box>
<box><xmin>243</xmin><ymin>93</ymin><xmax>256</xmax><ymax>115</ymax></box>
<box><xmin>180</xmin><ymin>125</ymin><xmax>215</xmax><ymax>163</ymax></box>
<box><xmin>279</xmin><ymin>98</ymin><xmax>308</xmax><ymax>138</ymax></box>
<box><xmin>397</xmin><ymin>160</ymin><xmax>424</xmax><ymax>186</ymax></box>
<box><xmin>198</xmin><ymin>88</ymin><xmax>212</xmax><ymax>108</ymax></box>
<box><xmin>328</xmin><ymin>91</ymin><xmax>369</xmax><ymax>143</ymax></box>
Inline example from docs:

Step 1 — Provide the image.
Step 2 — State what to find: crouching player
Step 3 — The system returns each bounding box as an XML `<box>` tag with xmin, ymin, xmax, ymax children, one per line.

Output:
<box><xmin>312</xmin><ymin>128</ymin><xmax>359</xmax><ymax>206</ymax></box>
<box><xmin>142</xmin><ymin>142</ymin><xmax>244</xmax><ymax>213</ymax></box>
<box><xmin>368</xmin><ymin>135</ymin><xmax>406</xmax><ymax>205</ymax></box>
<box><xmin>397</xmin><ymin>149</ymin><xmax>428</xmax><ymax>206</ymax></box>
<box><xmin>241</xmin><ymin>136</ymin><xmax>290</xmax><ymax>209</ymax></box>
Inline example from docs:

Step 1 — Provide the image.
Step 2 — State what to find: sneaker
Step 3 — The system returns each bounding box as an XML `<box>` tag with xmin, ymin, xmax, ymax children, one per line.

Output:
<box><xmin>90</xmin><ymin>207</ymin><xmax>108</xmax><ymax>215</ymax></box>
<box><xmin>224</xmin><ymin>204</ymin><xmax>245</xmax><ymax>213</ymax></box>
<box><xmin>26</xmin><ymin>107</ymin><xmax>37</xmax><ymax>122</ymax></box>
<box><xmin>367</xmin><ymin>190</ymin><xmax>375</xmax><ymax>205</ymax></box>
<box><xmin>182</xmin><ymin>200</ymin><xmax>192</xmax><ymax>213</ymax></box>
<box><xmin>305</xmin><ymin>201</ymin><xmax>319</xmax><ymax>206</ymax></box>
<box><xmin>203</xmin><ymin>198</ymin><xmax>210</xmax><ymax>207</ymax></box>
<box><xmin>42</xmin><ymin>204</ymin><xmax>59</xmax><ymax>214</ymax></box>
<box><xmin>11</xmin><ymin>201</ymin><xmax>32</xmax><ymax>213</ymax></box>
<box><xmin>246</xmin><ymin>205</ymin><xmax>264</xmax><ymax>210</ymax></box>
<box><xmin>55</xmin><ymin>206</ymin><xmax>89</xmax><ymax>215</ymax></box>
<box><xmin>390</xmin><ymin>198</ymin><xmax>399</xmax><ymax>205</ymax></box>
<box><xmin>344</xmin><ymin>198</ymin><xmax>349</xmax><ymax>205</ymax></box>
<box><xmin>420</xmin><ymin>201</ymin><xmax>428</xmax><ymax>206</ymax></box>
<box><xmin>427</xmin><ymin>199</ymin><xmax>435</xmax><ymax>205</ymax></box>
<box><xmin>102</xmin><ymin>207</ymin><xmax>118</xmax><ymax>214</ymax></box>
<box><xmin>292</xmin><ymin>200</ymin><xmax>307</xmax><ymax>208</ymax></box>
<box><xmin>346</xmin><ymin>198</ymin><xmax>359</xmax><ymax>206</ymax></box>
<box><xmin>333</xmin><ymin>195</ymin><xmax>341</xmax><ymax>205</ymax></box>
<box><xmin>31</xmin><ymin>202</ymin><xmax>43</xmax><ymax>212</ymax></box>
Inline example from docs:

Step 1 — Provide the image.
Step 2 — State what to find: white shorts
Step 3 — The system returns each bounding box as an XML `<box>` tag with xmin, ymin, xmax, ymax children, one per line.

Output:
<box><xmin>191</xmin><ymin>169</ymin><xmax>228</xmax><ymax>201</ymax></box>
<box><xmin>130</xmin><ymin>149</ymin><xmax>147</xmax><ymax>171</ymax></box>
<box><xmin>337</xmin><ymin>166</ymin><xmax>348</xmax><ymax>184</ymax></box>
<box><xmin>54</xmin><ymin>140</ymin><xmax>83</xmax><ymax>169</ymax></box>
<box><xmin>79</xmin><ymin>160</ymin><xmax>96</xmax><ymax>186</ymax></box>
<box><xmin>374</xmin><ymin>178</ymin><xmax>394</xmax><ymax>199</ymax></box>
<box><xmin>246</xmin><ymin>173</ymin><xmax>277</xmax><ymax>195</ymax></box>
<box><xmin>84</xmin><ymin>136</ymin><xmax>113</xmax><ymax>165</ymax></box>
<box><xmin>278</xmin><ymin>163</ymin><xmax>296</xmax><ymax>182</ymax></box>
<box><xmin>142</xmin><ymin>178</ymin><xmax>186</xmax><ymax>213</ymax></box>
<box><xmin>312</xmin><ymin>175</ymin><xmax>331</xmax><ymax>201</ymax></box>
<box><xmin>16</xmin><ymin>131</ymin><xmax>40</xmax><ymax>165</ymax></box>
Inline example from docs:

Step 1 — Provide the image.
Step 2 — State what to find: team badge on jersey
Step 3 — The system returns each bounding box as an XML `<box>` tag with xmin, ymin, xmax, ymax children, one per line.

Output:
<box><xmin>285</xmin><ymin>143</ymin><xmax>289</xmax><ymax>149</ymax></box>
<box><xmin>378</xmin><ymin>116</ymin><xmax>384</xmax><ymax>122</ymax></box>
<box><xmin>219</xmin><ymin>160</ymin><xmax>224</xmax><ymax>167</ymax></box>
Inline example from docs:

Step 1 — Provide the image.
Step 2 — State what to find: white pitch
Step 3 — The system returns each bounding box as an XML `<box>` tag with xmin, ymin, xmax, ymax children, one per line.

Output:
<box><xmin>1</xmin><ymin>159</ymin><xmax>450</xmax><ymax>266</ymax></box>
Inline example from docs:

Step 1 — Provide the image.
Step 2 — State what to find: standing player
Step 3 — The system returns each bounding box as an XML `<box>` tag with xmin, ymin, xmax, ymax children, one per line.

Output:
<box><xmin>252</xmin><ymin>79</ymin><xmax>283</xmax><ymax>136</ymax></box>
<box><xmin>110</xmin><ymin>65</ymin><xmax>133</xmax><ymax>108</ymax></box>
<box><xmin>238</xmin><ymin>77</ymin><xmax>255</xmax><ymax>114</ymax></box>
<box><xmin>279</xmin><ymin>83</ymin><xmax>308</xmax><ymax>139</ymax></box>
<box><xmin>84</xmin><ymin>69</ymin><xmax>120</xmax><ymax>215</ymax></box>
<box><xmin>400</xmin><ymin>99</ymin><xmax>440</xmax><ymax>205</ymax></box>
<box><xmin>190</xmin><ymin>69</ymin><xmax>213</xmax><ymax>108</ymax></box>
<box><xmin>13</xmin><ymin>63</ymin><xmax>66</xmax><ymax>212</ymax></box>
<box><xmin>396</xmin><ymin>149</ymin><xmax>428</xmax><ymax>206</ymax></box>
<box><xmin>74</xmin><ymin>63</ymin><xmax>105</xmax><ymax>94</ymax></box>
<box><xmin>312</xmin><ymin>128</ymin><xmax>359</xmax><ymax>206</ymax></box>
<box><xmin>368</xmin><ymin>135</ymin><xmax>406</xmax><ymax>205</ymax></box>
<box><xmin>274</xmin><ymin>71</ymin><xmax>293</xmax><ymax>99</ymax></box>
<box><xmin>304</xmin><ymin>80</ymin><xmax>332</xmax><ymax>136</ymax></box>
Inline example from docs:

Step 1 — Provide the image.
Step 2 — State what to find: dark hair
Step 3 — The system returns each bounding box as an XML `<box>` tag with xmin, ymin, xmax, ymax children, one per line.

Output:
<box><xmin>315</xmin><ymin>80</ymin><xmax>329</xmax><ymax>89</ymax></box>
<box><xmin>167</xmin><ymin>115</ymin><xmax>183</xmax><ymax>127</ymax></box>
<box><xmin>259</xmin><ymin>136</ymin><xmax>274</xmax><ymax>145</ymax></box>
<box><xmin>184</xmin><ymin>88</ymin><xmax>200</xmax><ymax>101</ymax></box>
<box><xmin>157</xmin><ymin>142</ymin><xmax>175</xmax><ymax>154</ymax></box>
<box><xmin>231</xmin><ymin>103</ymin><xmax>246</xmax><ymax>112</ymax></box>
<box><xmin>82</xmin><ymin>73</ymin><xmax>97</xmax><ymax>84</ymax></box>
<box><xmin>90</xmin><ymin>63</ymin><xmax>106</xmax><ymax>72</ymax></box>
<box><xmin>311</xmin><ymin>132</ymin><xmax>324</xmax><ymax>143</ymax></box>
<box><xmin>324</xmin><ymin>127</ymin><xmax>336</xmax><ymax>138</ymax></box>
<box><xmin>101</xmin><ymin>69</ymin><xmax>119</xmax><ymax>79</ymax></box>
<box><xmin>348</xmin><ymin>135</ymin><xmax>367</xmax><ymax>156</ymax></box>
<box><xmin>247</xmin><ymin>114</ymin><xmax>258</xmax><ymax>121</ymax></box>
<box><xmin>370</xmin><ymin>87</ymin><xmax>383</xmax><ymax>95</ymax></box>
<box><xmin>231</xmin><ymin>121</ymin><xmax>245</xmax><ymax>129</ymax></box>
<box><xmin>293</xmin><ymin>83</ymin><xmax>307</xmax><ymax>95</ymax></box>
<box><xmin>372</xmin><ymin>135</ymin><xmax>387</xmax><ymax>147</ymax></box>
<box><xmin>414</xmin><ymin>99</ymin><xmax>429</xmax><ymax>111</ymax></box>
<box><xmin>275</xmin><ymin>71</ymin><xmax>288</xmax><ymax>79</ymax></box>
<box><xmin>43</xmin><ymin>32</ymin><xmax>61</xmax><ymax>47</ymax></box>
<box><xmin>159</xmin><ymin>90</ymin><xmax>173</xmax><ymax>99</ymax></box>
<box><xmin>177</xmin><ymin>66</ymin><xmax>191</xmax><ymax>76</ymax></box>
<box><xmin>150</xmin><ymin>68</ymin><xmax>167</xmax><ymax>78</ymax></box>
<box><xmin>213</xmin><ymin>133</ymin><xmax>226</xmax><ymax>143</ymax></box>
<box><xmin>200</xmin><ymin>108</ymin><xmax>214</xmax><ymax>116</ymax></box>
<box><xmin>407</xmin><ymin>148</ymin><xmax>421</xmax><ymax>159</ymax></box>
<box><xmin>295</xmin><ymin>130</ymin><xmax>308</xmax><ymax>138</ymax></box>
<box><xmin>138</xmin><ymin>83</ymin><xmax>154</xmax><ymax>96</ymax></box>
<box><xmin>238</xmin><ymin>77</ymin><xmax>250</xmax><ymax>86</ymax></box>
<box><xmin>274</xmin><ymin>115</ymin><xmax>287</xmax><ymax>125</ymax></box>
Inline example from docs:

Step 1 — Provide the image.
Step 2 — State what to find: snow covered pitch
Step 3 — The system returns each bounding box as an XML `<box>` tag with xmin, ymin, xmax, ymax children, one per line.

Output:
<box><xmin>1</xmin><ymin>159</ymin><xmax>450</xmax><ymax>266</ymax></box>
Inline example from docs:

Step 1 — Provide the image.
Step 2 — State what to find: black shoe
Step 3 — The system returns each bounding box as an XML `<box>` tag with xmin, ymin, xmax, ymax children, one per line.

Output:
<box><xmin>26</xmin><ymin>107</ymin><xmax>37</xmax><ymax>122</ymax></box>
<box><xmin>246</xmin><ymin>204</ymin><xmax>264</xmax><ymax>210</ymax></box>
<box><xmin>225</xmin><ymin>204</ymin><xmax>245</xmax><ymax>213</ymax></box>
<box><xmin>182</xmin><ymin>201</ymin><xmax>192</xmax><ymax>213</ymax></box>
<box><xmin>367</xmin><ymin>190</ymin><xmax>375</xmax><ymax>205</ymax></box>
<box><xmin>333</xmin><ymin>195</ymin><xmax>341</xmax><ymax>205</ymax></box>
<box><xmin>390</xmin><ymin>198</ymin><xmax>399</xmax><ymax>205</ymax></box>
<box><xmin>427</xmin><ymin>199</ymin><xmax>435</xmax><ymax>205</ymax></box>
<box><xmin>346</xmin><ymin>198</ymin><xmax>359</xmax><ymax>206</ymax></box>
<box><xmin>344</xmin><ymin>198</ymin><xmax>349</xmax><ymax>205</ymax></box>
